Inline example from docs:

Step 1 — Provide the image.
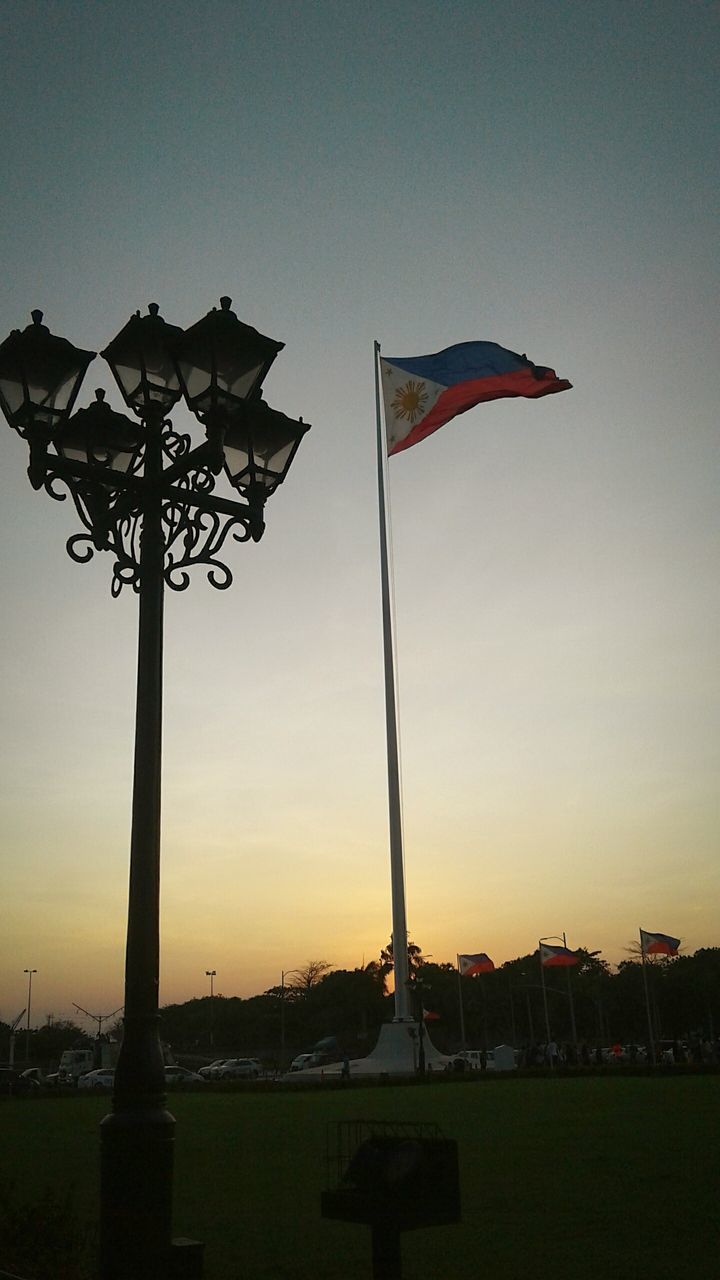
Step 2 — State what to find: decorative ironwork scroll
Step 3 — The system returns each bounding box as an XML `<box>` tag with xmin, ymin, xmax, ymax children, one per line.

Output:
<box><xmin>42</xmin><ymin>417</ymin><xmax>256</xmax><ymax>595</ymax></box>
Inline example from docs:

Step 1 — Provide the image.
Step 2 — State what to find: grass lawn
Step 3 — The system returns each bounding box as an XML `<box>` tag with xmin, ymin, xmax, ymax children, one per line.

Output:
<box><xmin>2</xmin><ymin>1074</ymin><xmax>718</xmax><ymax>1279</ymax></box>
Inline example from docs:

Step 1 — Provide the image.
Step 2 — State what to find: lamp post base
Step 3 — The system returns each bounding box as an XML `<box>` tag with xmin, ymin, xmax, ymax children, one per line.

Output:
<box><xmin>99</xmin><ymin>1105</ymin><xmax>178</xmax><ymax>1280</ymax></box>
<box><xmin>169</xmin><ymin>1237</ymin><xmax>205</xmax><ymax>1279</ymax></box>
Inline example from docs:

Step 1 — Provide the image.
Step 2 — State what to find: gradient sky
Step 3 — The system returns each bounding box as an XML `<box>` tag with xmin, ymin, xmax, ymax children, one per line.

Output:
<box><xmin>1</xmin><ymin>1</ymin><xmax>718</xmax><ymax>1030</ymax></box>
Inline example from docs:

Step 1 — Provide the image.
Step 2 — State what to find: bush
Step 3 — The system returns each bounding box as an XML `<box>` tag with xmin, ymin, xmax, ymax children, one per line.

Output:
<box><xmin>0</xmin><ymin>1180</ymin><xmax>95</xmax><ymax>1280</ymax></box>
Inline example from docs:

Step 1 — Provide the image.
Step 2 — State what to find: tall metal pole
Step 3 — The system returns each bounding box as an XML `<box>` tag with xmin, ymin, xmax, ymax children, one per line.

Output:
<box><xmin>206</xmin><ymin>971</ymin><xmax>216</xmax><ymax>1048</ymax></box>
<box><xmin>374</xmin><ymin>342</ymin><xmax>410</xmax><ymax>1021</ymax></box>
<box><xmin>539</xmin><ymin>947</ymin><xmax>552</xmax><ymax>1057</ymax></box>
<box><xmin>640</xmin><ymin>930</ymin><xmax>656</xmax><ymax>1065</ymax></box>
<box><xmin>23</xmin><ymin>969</ymin><xmax>36</xmax><ymax>1063</ymax></box>
<box><xmin>562</xmin><ymin>933</ymin><xmax>579</xmax><ymax>1062</ymax></box>
<box><xmin>279</xmin><ymin>971</ymin><xmax>286</xmax><ymax>1072</ymax></box>
<box><xmin>100</xmin><ymin>412</ymin><xmax>178</xmax><ymax>1280</ymax></box>
<box><xmin>456</xmin><ymin>961</ymin><xmax>467</xmax><ymax>1051</ymax></box>
<box><xmin>508</xmin><ymin>971</ymin><xmax>517</xmax><ymax>1048</ymax></box>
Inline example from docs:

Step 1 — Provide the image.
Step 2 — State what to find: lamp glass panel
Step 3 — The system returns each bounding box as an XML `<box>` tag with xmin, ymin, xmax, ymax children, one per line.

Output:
<box><xmin>113</xmin><ymin>358</ymin><xmax>179</xmax><ymax>409</ymax></box>
<box><xmin>0</xmin><ymin>377</ymin><xmax>23</xmax><ymax>416</ymax></box>
<box><xmin>223</xmin><ymin>413</ymin><xmax>302</xmax><ymax>493</ymax></box>
<box><xmin>223</xmin><ymin>434</ymin><xmax>252</xmax><ymax>482</ymax></box>
<box><xmin>219</xmin><ymin>360</ymin><xmax>265</xmax><ymax>401</ymax></box>
<box><xmin>179</xmin><ymin>359</ymin><xmax>211</xmax><ymax>404</ymax></box>
<box><xmin>112</xmin><ymin>361</ymin><xmax>143</xmax><ymax>403</ymax></box>
<box><xmin>93</xmin><ymin>443</ymin><xmax>137</xmax><ymax>472</ymax></box>
<box><xmin>253</xmin><ymin>421</ymin><xmax>297</xmax><ymax>473</ymax></box>
<box><xmin>142</xmin><ymin>341</ymin><xmax>180</xmax><ymax>394</ymax></box>
<box><xmin>34</xmin><ymin>367</ymin><xmax>82</xmax><ymax>414</ymax></box>
<box><xmin>254</xmin><ymin>442</ymin><xmax>296</xmax><ymax>489</ymax></box>
<box><xmin>57</xmin><ymin>437</ymin><xmax>86</xmax><ymax>465</ymax></box>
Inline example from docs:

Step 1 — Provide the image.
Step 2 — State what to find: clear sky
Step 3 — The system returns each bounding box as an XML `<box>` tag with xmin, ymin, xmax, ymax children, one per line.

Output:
<box><xmin>1</xmin><ymin>0</ymin><xmax>718</xmax><ymax>1029</ymax></box>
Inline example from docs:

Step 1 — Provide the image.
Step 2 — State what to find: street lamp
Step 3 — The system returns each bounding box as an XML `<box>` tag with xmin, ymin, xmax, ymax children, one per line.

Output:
<box><xmin>1</xmin><ymin>301</ymin><xmax>309</xmax><ymax>1280</ymax></box>
<box><xmin>538</xmin><ymin>933</ymin><xmax>579</xmax><ymax>1064</ymax></box>
<box><xmin>205</xmin><ymin>971</ymin><xmax>216</xmax><ymax>1049</ymax></box>
<box><xmin>23</xmin><ymin>969</ymin><xmax>36</xmax><ymax>1063</ymax></box>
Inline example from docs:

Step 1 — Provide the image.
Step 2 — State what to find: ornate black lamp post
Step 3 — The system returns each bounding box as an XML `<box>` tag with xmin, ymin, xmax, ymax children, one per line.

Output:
<box><xmin>0</xmin><ymin>299</ymin><xmax>309</xmax><ymax>1279</ymax></box>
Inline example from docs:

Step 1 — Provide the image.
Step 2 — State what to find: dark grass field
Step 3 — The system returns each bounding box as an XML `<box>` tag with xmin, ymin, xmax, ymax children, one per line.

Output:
<box><xmin>2</xmin><ymin>1074</ymin><xmax>719</xmax><ymax>1279</ymax></box>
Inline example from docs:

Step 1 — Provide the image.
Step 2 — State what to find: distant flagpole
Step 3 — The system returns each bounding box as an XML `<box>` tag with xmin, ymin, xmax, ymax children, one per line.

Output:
<box><xmin>374</xmin><ymin>341</ymin><xmax>411</xmax><ymax>1021</ymax></box>
<box><xmin>639</xmin><ymin>928</ymin><xmax>657</xmax><ymax>1066</ymax></box>
<box><xmin>456</xmin><ymin>958</ymin><xmax>467</xmax><ymax>1050</ymax></box>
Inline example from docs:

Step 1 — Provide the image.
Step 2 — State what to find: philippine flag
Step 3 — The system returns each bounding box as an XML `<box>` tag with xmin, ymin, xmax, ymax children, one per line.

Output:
<box><xmin>640</xmin><ymin>929</ymin><xmax>680</xmax><ymax>956</ymax></box>
<box><xmin>458</xmin><ymin>953</ymin><xmax>495</xmax><ymax>976</ymax></box>
<box><xmin>539</xmin><ymin>943</ymin><xmax>579</xmax><ymax>968</ymax></box>
<box><xmin>380</xmin><ymin>341</ymin><xmax>572</xmax><ymax>456</ymax></box>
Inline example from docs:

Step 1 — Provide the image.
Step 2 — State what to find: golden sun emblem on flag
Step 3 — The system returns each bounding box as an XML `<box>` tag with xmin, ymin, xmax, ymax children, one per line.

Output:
<box><xmin>390</xmin><ymin>379</ymin><xmax>428</xmax><ymax>424</ymax></box>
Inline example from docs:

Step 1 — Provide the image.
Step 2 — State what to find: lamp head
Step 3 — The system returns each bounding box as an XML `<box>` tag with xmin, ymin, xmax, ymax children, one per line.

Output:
<box><xmin>56</xmin><ymin>389</ymin><xmax>143</xmax><ymax>474</ymax></box>
<box><xmin>173</xmin><ymin>297</ymin><xmax>284</xmax><ymax>421</ymax></box>
<box><xmin>222</xmin><ymin>397</ymin><xmax>309</xmax><ymax>501</ymax></box>
<box><xmin>101</xmin><ymin>304</ymin><xmax>183</xmax><ymax>416</ymax></box>
<box><xmin>0</xmin><ymin>311</ymin><xmax>95</xmax><ymax>436</ymax></box>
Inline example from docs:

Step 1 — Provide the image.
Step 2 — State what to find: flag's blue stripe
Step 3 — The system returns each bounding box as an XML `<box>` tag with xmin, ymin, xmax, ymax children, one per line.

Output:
<box><xmin>385</xmin><ymin>341</ymin><xmax>533</xmax><ymax>387</ymax></box>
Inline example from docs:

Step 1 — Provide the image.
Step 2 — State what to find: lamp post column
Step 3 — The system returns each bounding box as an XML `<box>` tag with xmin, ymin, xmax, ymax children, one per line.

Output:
<box><xmin>100</xmin><ymin>412</ymin><xmax>177</xmax><ymax>1280</ymax></box>
<box><xmin>206</xmin><ymin>971</ymin><xmax>216</xmax><ymax>1048</ymax></box>
<box><xmin>24</xmin><ymin>969</ymin><xmax>36</xmax><ymax>1063</ymax></box>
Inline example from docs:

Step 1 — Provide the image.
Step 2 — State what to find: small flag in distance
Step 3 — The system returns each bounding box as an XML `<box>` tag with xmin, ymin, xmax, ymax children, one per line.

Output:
<box><xmin>640</xmin><ymin>929</ymin><xmax>680</xmax><ymax>956</ymax></box>
<box><xmin>539</xmin><ymin>943</ymin><xmax>579</xmax><ymax>967</ymax></box>
<box><xmin>458</xmin><ymin>953</ymin><xmax>495</xmax><ymax>976</ymax></box>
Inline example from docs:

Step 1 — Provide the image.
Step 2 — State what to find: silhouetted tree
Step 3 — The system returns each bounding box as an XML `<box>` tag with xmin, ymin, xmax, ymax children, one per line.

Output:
<box><xmin>379</xmin><ymin>937</ymin><xmax>427</xmax><ymax>984</ymax></box>
<box><xmin>285</xmin><ymin>960</ymin><xmax>332</xmax><ymax>992</ymax></box>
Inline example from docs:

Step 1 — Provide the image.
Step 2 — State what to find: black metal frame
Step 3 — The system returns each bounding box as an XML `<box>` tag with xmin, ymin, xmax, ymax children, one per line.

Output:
<box><xmin>34</xmin><ymin>408</ymin><xmax>263</xmax><ymax>597</ymax></box>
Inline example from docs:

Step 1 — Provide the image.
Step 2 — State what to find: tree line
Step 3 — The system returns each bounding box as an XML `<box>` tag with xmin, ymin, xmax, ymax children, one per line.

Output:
<box><xmin>155</xmin><ymin>943</ymin><xmax>720</xmax><ymax>1065</ymax></box>
<box><xmin>3</xmin><ymin>944</ymin><xmax>718</xmax><ymax>1070</ymax></box>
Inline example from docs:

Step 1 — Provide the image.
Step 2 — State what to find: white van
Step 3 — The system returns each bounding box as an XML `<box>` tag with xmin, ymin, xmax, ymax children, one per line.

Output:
<box><xmin>456</xmin><ymin>1045</ymin><xmax>517</xmax><ymax>1072</ymax></box>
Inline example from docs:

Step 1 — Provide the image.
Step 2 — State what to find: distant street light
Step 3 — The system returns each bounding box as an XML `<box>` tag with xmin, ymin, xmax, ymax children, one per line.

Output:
<box><xmin>205</xmin><ymin>971</ymin><xmax>217</xmax><ymax>1049</ymax></box>
<box><xmin>73</xmin><ymin>1003</ymin><xmax>124</xmax><ymax>1039</ymax></box>
<box><xmin>23</xmin><ymin>969</ymin><xmax>36</xmax><ymax>1063</ymax></box>
<box><xmin>1</xmin><ymin>299</ymin><xmax>309</xmax><ymax>1280</ymax></box>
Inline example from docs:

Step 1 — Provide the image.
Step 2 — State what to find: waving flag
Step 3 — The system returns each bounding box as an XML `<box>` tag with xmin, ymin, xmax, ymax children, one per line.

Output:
<box><xmin>380</xmin><ymin>341</ymin><xmax>572</xmax><ymax>455</ymax></box>
<box><xmin>423</xmin><ymin>1008</ymin><xmax>441</xmax><ymax>1021</ymax></box>
<box><xmin>458</xmin><ymin>953</ymin><xmax>495</xmax><ymax>976</ymax></box>
<box><xmin>640</xmin><ymin>929</ymin><xmax>680</xmax><ymax>956</ymax></box>
<box><xmin>540</xmin><ymin>943</ymin><xmax>579</xmax><ymax>968</ymax></box>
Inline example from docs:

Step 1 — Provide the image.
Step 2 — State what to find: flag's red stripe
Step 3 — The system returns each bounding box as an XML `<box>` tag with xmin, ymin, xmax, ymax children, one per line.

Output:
<box><xmin>389</xmin><ymin>370</ymin><xmax>572</xmax><ymax>456</ymax></box>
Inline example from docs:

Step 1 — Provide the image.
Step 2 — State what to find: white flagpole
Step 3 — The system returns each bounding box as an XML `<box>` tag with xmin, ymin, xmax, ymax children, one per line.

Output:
<box><xmin>374</xmin><ymin>341</ymin><xmax>411</xmax><ymax>1021</ymax></box>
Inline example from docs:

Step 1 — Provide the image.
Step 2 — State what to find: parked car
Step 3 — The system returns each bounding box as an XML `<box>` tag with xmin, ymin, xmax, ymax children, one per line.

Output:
<box><xmin>0</xmin><ymin>1068</ymin><xmax>41</xmax><ymax>1096</ymax></box>
<box><xmin>78</xmin><ymin>1069</ymin><xmax>115</xmax><ymax>1091</ymax></box>
<box><xmin>289</xmin><ymin>1053</ymin><xmax>315</xmax><ymax>1072</ymax></box>
<box><xmin>198</xmin><ymin>1059</ymin><xmax>228</xmax><ymax>1079</ymax></box>
<box><xmin>20</xmin><ymin>1067</ymin><xmax>49</xmax><ymax>1087</ymax></box>
<box><xmin>164</xmin><ymin>1066</ymin><xmax>205</xmax><ymax>1087</ymax></box>
<box><xmin>215</xmin><ymin>1058</ymin><xmax>262</xmax><ymax>1080</ymax></box>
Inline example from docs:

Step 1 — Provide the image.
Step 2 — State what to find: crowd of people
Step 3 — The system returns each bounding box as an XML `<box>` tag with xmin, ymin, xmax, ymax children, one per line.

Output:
<box><xmin>516</xmin><ymin>1036</ymin><xmax>720</xmax><ymax>1067</ymax></box>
